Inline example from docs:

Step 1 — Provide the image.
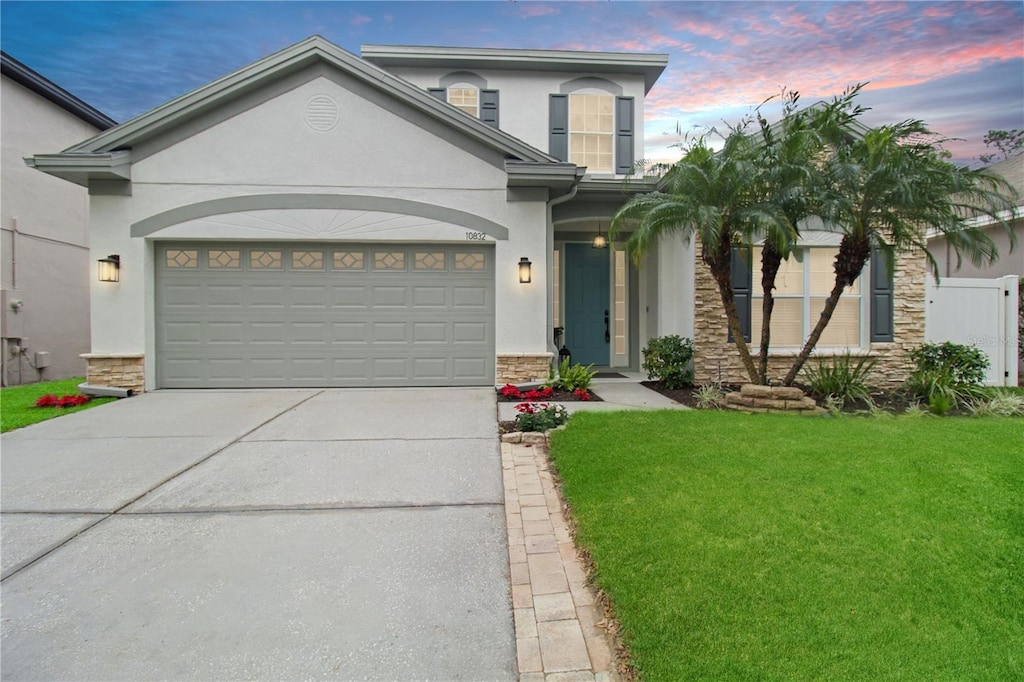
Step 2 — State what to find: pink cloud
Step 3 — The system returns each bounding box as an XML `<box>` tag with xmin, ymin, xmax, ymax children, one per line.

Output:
<box><xmin>516</xmin><ymin>3</ymin><xmax>560</xmax><ymax>19</ymax></box>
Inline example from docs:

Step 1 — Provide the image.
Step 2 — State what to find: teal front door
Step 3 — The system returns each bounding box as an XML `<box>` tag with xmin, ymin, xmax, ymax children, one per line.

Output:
<box><xmin>564</xmin><ymin>243</ymin><xmax>610</xmax><ymax>366</ymax></box>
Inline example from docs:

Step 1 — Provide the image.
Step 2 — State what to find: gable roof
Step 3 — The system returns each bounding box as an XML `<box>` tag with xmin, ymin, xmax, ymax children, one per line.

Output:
<box><xmin>361</xmin><ymin>44</ymin><xmax>669</xmax><ymax>95</ymax></box>
<box><xmin>1</xmin><ymin>51</ymin><xmax>116</xmax><ymax>130</ymax></box>
<box><xmin>29</xmin><ymin>36</ymin><xmax>566</xmax><ymax>186</ymax></box>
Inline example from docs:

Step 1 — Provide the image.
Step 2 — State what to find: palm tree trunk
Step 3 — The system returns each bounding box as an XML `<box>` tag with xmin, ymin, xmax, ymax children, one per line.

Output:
<box><xmin>758</xmin><ymin>244</ymin><xmax>783</xmax><ymax>384</ymax></box>
<box><xmin>783</xmin><ymin>235</ymin><xmax>871</xmax><ymax>385</ymax></box>
<box><xmin>705</xmin><ymin>233</ymin><xmax>759</xmax><ymax>384</ymax></box>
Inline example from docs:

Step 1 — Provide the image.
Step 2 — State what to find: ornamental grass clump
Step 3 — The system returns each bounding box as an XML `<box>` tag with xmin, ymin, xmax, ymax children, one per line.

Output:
<box><xmin>802</xmin><ymin>352</ymin><xmax>876</xmax><ymax>405</ymax></box>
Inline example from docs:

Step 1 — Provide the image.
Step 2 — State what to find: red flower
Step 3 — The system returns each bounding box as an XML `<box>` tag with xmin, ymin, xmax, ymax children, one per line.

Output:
<box><xmin>574</xmin><ymin>389</ymin><xmax>591</xmax><ymax>401</ymax></box>
<box><xmin>37</xmin><ymin>394</ymin><xmax>91</xmax><ymax>409</ymax></box>
<box><xmin>500</xmin><ymin>384</ymin><xmax>523</xmax><ymax>399</ymax></box>
<box><xmin>523</xmin><ymin>389</ymin><xmax>544</xmax><ymax>400</ymax></box>
<box><xmin>539</xmin><ymin>386</ymin><xmax>554</xmax><ymax>398</ymax></box>
<box><xmin>514</xmin><ymin>402</ymin><xmax>536</xmax><ymax>413</ymax></box>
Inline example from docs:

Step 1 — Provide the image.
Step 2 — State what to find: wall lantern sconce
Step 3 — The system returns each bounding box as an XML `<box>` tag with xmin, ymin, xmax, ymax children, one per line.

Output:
<box><xmin>97</xmin><ymin>254</ymin><xmax>120</xmax><ymax>282</ymax></box>
<box><xmin>592</xmin><ymin>223</ymin><xmax>608</xmax><ymax>249</ymax></box>
<box><xmin>518</xmin><ymin>257</ymin><xmax>532</xmax><ymax>284</ymax></box>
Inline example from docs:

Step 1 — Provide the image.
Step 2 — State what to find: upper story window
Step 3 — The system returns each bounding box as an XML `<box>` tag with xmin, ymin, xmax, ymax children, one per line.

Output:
<box><xmin>569</xmin><ymin>94</ymin><xmax>614</xmax><ymax>172</ymax></box>
<box><xmin>447</xmin><ymin>87</ymin><xmax>479</xmax><ymax>117</ymax></box>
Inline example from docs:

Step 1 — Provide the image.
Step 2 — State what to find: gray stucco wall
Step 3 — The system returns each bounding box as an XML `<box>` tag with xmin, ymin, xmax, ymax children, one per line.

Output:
<box><xmin>1</xmin><ymin>75</ymin><xmax>102</xmax><ymax>384</ymax></box>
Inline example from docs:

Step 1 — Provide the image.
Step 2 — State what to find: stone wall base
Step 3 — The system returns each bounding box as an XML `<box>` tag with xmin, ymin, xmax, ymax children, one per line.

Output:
<box><xmin>496</xmin><ymin>353</ymin><xmax>554</xmax><ymax>384</ymax></box>
<box><xmin>724</xmin><ymin>384</ymin><xmax>825</xmax><ymax>414</ymax></box>
<box><xmin>82</xmin><ymin>353</ymin><xmax>145</xmax><ymax>394</ymax></box>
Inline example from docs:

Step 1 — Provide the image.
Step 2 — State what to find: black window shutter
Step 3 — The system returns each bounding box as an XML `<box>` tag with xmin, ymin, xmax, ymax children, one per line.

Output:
<box><xmin>549</xmin><ymin>94</ymin><xmax>569</xmax><ymax>162</ymax></box>
<box><xmin>870</xmin><ymin>249</ymin><xmax>894</xmax><ymax>342</ymax></box>
<box><xmin>480</xmin><ymin>89</ymin><xmax>499</xmax><ymax>128</ymax></box>
<box><xmin>615</xmin><ymin>96</ymin><xmax>635</xmax><ymax>174</ymax></box>
<box><xmin>427</xmin><ymin>87</ymin><xmax>446</xmax><ymax>101</ymax></box>
<box><xmin>729</xmin><ymin>246</ymin><xmax>752</xmax><ymax>343</ymax></box>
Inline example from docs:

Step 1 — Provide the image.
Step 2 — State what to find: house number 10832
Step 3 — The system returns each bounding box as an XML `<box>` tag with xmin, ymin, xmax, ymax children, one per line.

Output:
<box><xmin>465</xmin><ymin>231</ymin><xmax>487</xmax><ymax>241</ymax></box>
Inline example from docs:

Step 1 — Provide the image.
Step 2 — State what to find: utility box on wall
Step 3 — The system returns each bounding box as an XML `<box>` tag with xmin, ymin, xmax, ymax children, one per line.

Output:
<box><xmin>0</xmin><ymin>289</ymin><xmax>27</xmax><ymax>339</ymax></box>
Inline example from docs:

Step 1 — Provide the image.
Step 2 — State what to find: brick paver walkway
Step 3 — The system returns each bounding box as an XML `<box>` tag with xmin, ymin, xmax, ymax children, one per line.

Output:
<box><xmin>501</xmin><ymin>441</ymin><xmax>620</xmax><ymax>682</ymax></box>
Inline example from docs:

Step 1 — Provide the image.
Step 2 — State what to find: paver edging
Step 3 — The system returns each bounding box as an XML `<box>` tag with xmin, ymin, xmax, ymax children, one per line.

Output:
<box><xmin>502</xmin><ymin>437</ymin><xmax>630</xmax><ymax>682</ymax></box>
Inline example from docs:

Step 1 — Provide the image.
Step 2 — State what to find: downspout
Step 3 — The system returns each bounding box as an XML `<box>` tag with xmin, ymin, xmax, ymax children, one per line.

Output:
<box><xmin>546</xmin><ymin>183</ymin><xmax>580</xmax><ymax>362</ymax></box>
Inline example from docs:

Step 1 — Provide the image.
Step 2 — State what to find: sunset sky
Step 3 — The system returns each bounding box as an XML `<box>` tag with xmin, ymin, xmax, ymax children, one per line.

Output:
<box><xmin>2</xmin><ymin>1</ymin><xmax>1022</xmax><ymax>166</ymax></box>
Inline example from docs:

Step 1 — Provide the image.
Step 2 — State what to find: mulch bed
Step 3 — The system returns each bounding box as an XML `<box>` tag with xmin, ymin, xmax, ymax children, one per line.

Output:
<box><xmin>496</xmin><ymin>388</ymin><xmax>603</xmax><ymax>402</ymax></box>
<box><xmin>642</xmin><ymin>380</ymin><xmax>925</xmax><ymax>414</ymax></box>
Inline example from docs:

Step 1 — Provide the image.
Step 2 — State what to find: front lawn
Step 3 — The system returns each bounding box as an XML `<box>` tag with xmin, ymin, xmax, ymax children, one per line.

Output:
<box><xmin>0</xmin><ymin>378</ymin><xmax>116</xmax><ymax>432</ymax></box>
<box><xmin>549</xmin><ymin>411</ymin><xmax>1023</xmax><ymax>681</ymax></box>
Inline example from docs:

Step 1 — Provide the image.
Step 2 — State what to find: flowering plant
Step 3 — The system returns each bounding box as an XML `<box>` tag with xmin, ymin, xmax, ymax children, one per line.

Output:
<box><xmin>35</xmin><ymin>394</ymin><xmax>91</xmax><ymax>408</ymax></box>
<box><xmin>500</xmin><ymin>383</ymin><xmax>523</xmax><ymax>399</ymax></box>
<box><xmin>573</xmin><ymin>389</ymin><xmax>592</xmax><ymax>401</ymax></box>
<box><xmin>522</xmin><ymin>386</ymin><xmax>554</xmax><ymax>401</ymax></box>
<box><xmin>514</xmin><ymin>402</ymin><xmax>569</xmax><ymax>432</ymax></box>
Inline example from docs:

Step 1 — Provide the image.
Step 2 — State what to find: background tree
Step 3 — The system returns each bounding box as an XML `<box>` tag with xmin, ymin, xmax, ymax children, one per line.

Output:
<box><xmin>978</xmin><ymin>129</ymin><xmax>1024</xmax><ymax>164</ymax></box>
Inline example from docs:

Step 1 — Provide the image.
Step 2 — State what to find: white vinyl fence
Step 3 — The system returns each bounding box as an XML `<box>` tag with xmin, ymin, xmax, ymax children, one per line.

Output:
<box><xmin>925</xmin><ymin>275</ymin><xmax>1020</xmax><ymax>386</ymax></box>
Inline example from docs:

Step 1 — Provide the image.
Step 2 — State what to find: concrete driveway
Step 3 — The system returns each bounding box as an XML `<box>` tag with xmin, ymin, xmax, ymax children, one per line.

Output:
<box><xmin>1</xmin><ymin>388</ymin><xmax>514</xmax><ymax>681</ymax></box>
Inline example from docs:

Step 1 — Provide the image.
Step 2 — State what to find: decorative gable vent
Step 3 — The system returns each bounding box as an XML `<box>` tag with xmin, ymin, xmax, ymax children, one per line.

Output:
<box><xmin>305</xmin><ymin>95</ymin><xmax>339</xmax><ymax>131</ymax></box>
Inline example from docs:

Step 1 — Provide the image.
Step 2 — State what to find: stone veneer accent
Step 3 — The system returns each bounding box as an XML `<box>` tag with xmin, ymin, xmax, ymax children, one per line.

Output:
<box><xmin>692</xmin><ymin>244</ymin><xmax>927</xmax><ymax>389</ymax></box>
<box><xmin>82</xmin><ymin>353</ymin><xmax>145</xmax><ymax>394</ymax></box>
<box><xmin>497</xmin><ymin>353</ymin><xmax>554</xmax><ymax>384</ymax></box>
<box><xmin>724</xmin><ymin>384</ymin><xmax>824</xmax><ymax>414</ymax></box>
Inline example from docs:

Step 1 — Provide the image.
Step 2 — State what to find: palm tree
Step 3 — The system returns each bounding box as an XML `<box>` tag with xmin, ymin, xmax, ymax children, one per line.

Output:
<box><xmin>781</xmin><ymin>120</ymin><xmax>1017</xmax><ymax>385</ymax></box>
<box><xmin>611</xmin><ymin>131</ymin><xmax>790</xmax><ymax>384</ymax></box>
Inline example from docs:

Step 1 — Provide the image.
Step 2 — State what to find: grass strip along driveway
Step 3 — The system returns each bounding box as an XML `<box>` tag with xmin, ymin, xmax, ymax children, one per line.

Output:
<box><xmin>1</xmin><ymin>378</ymin><xmax>115</xmax><ymax>433</ymax></box>
<box><xmin>549</xmin><ymin>411</ymin><xmax>1023</xmax><ymax>681</ymax></box>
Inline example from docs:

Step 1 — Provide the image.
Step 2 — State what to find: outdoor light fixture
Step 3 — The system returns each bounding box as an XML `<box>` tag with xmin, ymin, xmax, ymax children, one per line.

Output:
<box><xmin>518</xmin><ymin>257</ymin><xmax>532</xmax><ymax>284</ymax></box>
<box><xmin>592</xmin><ymin>223</ymin><xmax>608</xmax><ymax>249</ymax></box>
<box><xmin>97</xmin><ymin>254</ymin><xmax>120</xmax><ymax>282</ymax></box>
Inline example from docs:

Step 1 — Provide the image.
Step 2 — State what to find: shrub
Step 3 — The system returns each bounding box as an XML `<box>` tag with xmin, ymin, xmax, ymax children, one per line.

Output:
<box><xmin>514</xmin><ymin>402</ymin><xmax>569</xmax><ymax>432</ymax></box>
<box><xmin>801</xmin><ymin>352</ymin><xmax>876</xmax><ymax>404</ymax></box>
<box><xmin>904</xmin><ymin>342</ymin><xmax>992</xmax><ymax>410</ymax></box>
<box><xmin>694</xmin><ymin>382</ymin><xmax>724</xmax><ymax>409</ymax></box>
<box><xmin>642</xmin><ymin>335</ymin><xmax>694</xmax><ymax>389</ymax></box>
<box><xmin>908</xmin><ymin>342</ymin><xmax>989</xmax><ymax>386</ymax></box>
<box><xmin>35</xmin><ymin>394</ymin><xmax>90</xmax><ymax>408</ymax></box>
<box><xmin>554</xmin><ymin>358</ymin><xmax>596</xmax><ymax>393</ymax></box>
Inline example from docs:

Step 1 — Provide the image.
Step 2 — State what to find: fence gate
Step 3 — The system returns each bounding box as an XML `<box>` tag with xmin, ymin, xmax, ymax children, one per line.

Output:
<box><xmin>925</xmin><ymin>275</ymin><xmax>1019</xmax><ymax>386</ymax></box>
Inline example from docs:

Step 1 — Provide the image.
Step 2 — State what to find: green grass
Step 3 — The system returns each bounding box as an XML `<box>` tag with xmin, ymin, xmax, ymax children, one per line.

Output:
<box><xmin>549</xmin><ymin>411</ymin><xmax>1024</xmax><ymax>681</ymax></box>
<box><xmin>1</xmin><ymin>377</ymin><xmax>116</xmax><ymax>432</ymax></box>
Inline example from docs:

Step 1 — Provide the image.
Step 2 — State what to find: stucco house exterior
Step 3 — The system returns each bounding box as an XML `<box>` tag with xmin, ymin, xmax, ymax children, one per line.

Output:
<box><xmin>27</xmin><ymin>36</ymin><xmax>919</xmax><ymax>392</ymax></box>
<box><xmin>1</xmin><ymin>52</ymin><xmax>116</xmax><ymax>385</ymax></box>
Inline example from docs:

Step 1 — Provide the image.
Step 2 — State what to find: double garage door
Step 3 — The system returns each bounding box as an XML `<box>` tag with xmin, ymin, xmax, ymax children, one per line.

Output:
<box><xmin>156</xmin><ymin>242</ymin><xmax>495</xmax><ymax>388</ymax></box>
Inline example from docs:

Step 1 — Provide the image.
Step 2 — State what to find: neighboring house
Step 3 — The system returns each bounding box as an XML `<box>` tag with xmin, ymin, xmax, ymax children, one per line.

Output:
<box><xmin>928</xmin><ymin>154</ymin><xmax>1023</xmax><ymax>279</ymax></box>
<box><xmin>1</xmin><ymin>52</ymin><xmax>116</xmax><ymax>386</ymax></box>
<box><xmin>26</xmin><ymin>36</ymin><xmax>916</xmax><ymax>392</ymax></box>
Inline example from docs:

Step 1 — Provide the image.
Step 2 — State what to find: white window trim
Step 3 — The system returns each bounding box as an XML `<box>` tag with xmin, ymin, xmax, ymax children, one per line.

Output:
<box><xmin>751</xmin><ymin>245</ymin><xmax>870</xmax><ymax>353</ymax></box>
<box><xmin>446</xmin><ymin>84</ymin><xmax>479</xmax><ymax>118</ymax></box>
<box><xmin>568</xmin><ymin>92</ymin><xmax>614</xmax><ymax>174</ymax></box>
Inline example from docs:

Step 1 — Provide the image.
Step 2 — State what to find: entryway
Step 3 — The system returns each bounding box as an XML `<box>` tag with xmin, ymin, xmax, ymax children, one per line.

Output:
<box><xmin>563</xmin><ymin>243</ymin><xmax>610</xmax><ymax>366</ymax></box>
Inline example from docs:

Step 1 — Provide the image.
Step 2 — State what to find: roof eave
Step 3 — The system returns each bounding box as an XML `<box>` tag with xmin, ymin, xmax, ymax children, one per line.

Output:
<box><xmin>361</xmin><ymin>44</ymin><xmax>669</xmax><ymax>94</ymax></box>
<box><xmin>1</xmin><ymin>51</ymin><xmax>116</xmax><ymax>130</ymax></box>
<box><xmin>64</xmin><ymin>36</ymin><xmax>556</xmax><ymax>164</ymax></box>
<box><xmin>26</xmin><ymin>151</ymin><xmax>131</xmax><ymax>187</ymax></box>
<box><xmin>505</xmin><ymin>161</ymin><xmax>584</xmax><ymax>189</ymax></box>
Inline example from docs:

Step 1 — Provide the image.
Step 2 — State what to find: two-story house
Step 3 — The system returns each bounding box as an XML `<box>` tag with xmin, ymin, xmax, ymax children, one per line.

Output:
<box><xmin>27</xmin><ymin>36</ymin><xmax>677</xmax><ymax>391</ymax></box>
<box><xmin>26</xmin><ymin>35</ymin><xmax>927</xmax><ymax>392</ymax></box>
<box><xmin>2</xmin><ymin>52</ymin><xmax>116</xmax><ymax>385</ymax></box>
